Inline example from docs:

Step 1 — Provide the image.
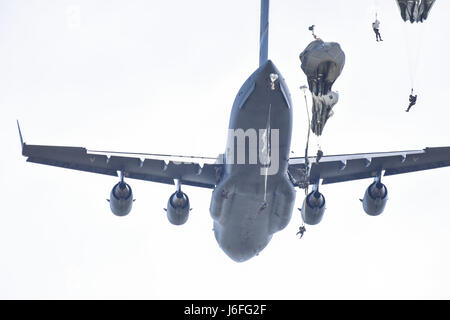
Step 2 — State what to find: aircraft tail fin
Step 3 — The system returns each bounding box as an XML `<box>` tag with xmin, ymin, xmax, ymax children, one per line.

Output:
<box><xmin>259</xmin><ymin>0</ymin><xmax>269</xmax><ymax>67</ymax></box>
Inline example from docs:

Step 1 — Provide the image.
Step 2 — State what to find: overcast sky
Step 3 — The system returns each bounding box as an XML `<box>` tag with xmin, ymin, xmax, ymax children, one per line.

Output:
<box><xmin>1</xmin><ymin>0</ymin><xmax>450</xmax><ymax>299</ymax></box>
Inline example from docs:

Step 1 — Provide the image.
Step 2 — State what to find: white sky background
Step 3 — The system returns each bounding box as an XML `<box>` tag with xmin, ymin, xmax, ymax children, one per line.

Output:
<box><xmin>1</xmin><ymin>0</ymin><xmax>450</xmax><ymax>299</ymax></box>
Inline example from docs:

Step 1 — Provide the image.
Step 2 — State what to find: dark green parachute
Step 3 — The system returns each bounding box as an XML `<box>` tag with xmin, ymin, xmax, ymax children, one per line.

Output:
<box><xmin>396</xmin><ymin>0</ymin><xmax>436</xmax><ymax>23</ymax></box>
<box><xmin>300</xmin><ymin>39</ymin><xmax>345</xmax><ymax>136</ymax></box>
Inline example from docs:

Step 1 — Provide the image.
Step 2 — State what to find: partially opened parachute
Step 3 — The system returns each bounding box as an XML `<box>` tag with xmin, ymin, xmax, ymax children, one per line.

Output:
<box><xmin>396</xmin><ymin>0</ymin><xmax>436</xmax><ymax>23</ymax></box>
<box><xmin>300</xmin><ymin>39</ymin><xmax>345</xmax><ymax>136</ymax></box>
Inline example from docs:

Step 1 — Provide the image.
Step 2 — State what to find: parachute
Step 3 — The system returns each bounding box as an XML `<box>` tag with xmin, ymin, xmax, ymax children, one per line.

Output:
<box><xmin>299</xmin><ymin>39</ymin><xmax>345</xmax><ymax>136</ymax></box>
<box><xmin>396</xmin><ymin>1</ymin><xmax>436</xmax><ymax>101</ymax></box>
<box><xmin>396</xmin><ymin>0</ymin><xmax>436</xmax><ymax>23</ymax></box>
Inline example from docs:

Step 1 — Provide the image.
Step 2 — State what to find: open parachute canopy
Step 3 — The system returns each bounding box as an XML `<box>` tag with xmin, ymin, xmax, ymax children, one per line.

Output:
<box><xmin>300</xmin><ymin>39</ymin><xmax>345</xmax><ymax>136</ymax></box>
<box><xmin>396</xmin><ymin>0</ymin><xmax>436</xmax><ymax>23</ymax></box>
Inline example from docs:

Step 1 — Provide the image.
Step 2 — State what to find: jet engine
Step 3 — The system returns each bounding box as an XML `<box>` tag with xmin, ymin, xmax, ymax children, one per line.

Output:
<box><xmin>301</xmin><ymin>190</ymin><xmax>326</xmax><ymax>225</ymax></box>
<box><xmin>166</xmin><ymin>191</ymin><xmax>190</xmax><ymax>225</ymax></box>
<box><xmin>109</xmin><ymin>181</ymin><xmax>133</xmax><ymax>216</ymax></box>
<box><xmin>362</xmin><ymin>181</ymin><xmax>388</xmax><ymax>216</ymax></box>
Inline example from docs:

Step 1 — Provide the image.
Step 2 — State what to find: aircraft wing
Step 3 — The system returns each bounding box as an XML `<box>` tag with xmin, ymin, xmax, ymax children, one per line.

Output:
<box><xmin>19</xmin><ymin>123</ymin><xmax>223</xmax><ymax>190</ymax></box>
<box><xmin>288</xmin><ymin>147</ymin><xmax>450</xmax><ymax>186</ymax></box>
<box><xmin>21</xmin><ymin>143</ymin><xmax>222</xmax><ymax>189</ymax></box>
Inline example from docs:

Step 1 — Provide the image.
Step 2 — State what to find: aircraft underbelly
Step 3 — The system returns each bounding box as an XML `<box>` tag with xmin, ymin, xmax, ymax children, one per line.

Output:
<box><xmin>210</xmin><ymin>60</ymin><xmax>296</xmax><ymax>262</ymax></box>
<box><xmin>210</xmin><ymin>173</ymin><xmax>296</xmax><ymax>262</ymax></box>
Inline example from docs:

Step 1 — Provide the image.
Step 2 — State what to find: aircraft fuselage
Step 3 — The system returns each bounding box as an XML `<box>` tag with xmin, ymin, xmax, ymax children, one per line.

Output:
<box><xmin>210</xmin><ymin>60</ymin><xmax>296</xmax><ymax>262</ymax></box>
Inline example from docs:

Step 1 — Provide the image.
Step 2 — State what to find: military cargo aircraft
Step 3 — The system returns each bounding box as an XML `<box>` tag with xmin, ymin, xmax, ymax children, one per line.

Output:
<box><xmin>19</xmin><ymin>0</ymin><xmax>450</xmax><ymax>262</ymax></box>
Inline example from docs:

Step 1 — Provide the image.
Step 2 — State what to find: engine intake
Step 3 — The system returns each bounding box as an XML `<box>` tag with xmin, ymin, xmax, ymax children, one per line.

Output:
<box><xmin>109</xmin><ymin>182</ymin><xmax>133</xmax><ymax>216</ymax></box>
<box><xmin>362</xmin><ymin>181</ymin><xmax>388</xmax><ymax>216</ymax></box>
<box><xmin>301</xmin><ymin>190</ymin><xmax>326</xmax><ymax>225</ymax></box>
<box><xmin>166</xmin><ymin>191</ymin><xmax>190</xmax><ymax>225</ymax></box>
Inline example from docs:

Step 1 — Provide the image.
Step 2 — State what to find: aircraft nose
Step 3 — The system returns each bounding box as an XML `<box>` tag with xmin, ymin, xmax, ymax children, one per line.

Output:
<box><xmin>213</xmin><ymin>221</ymin><xmax>271</xmax><ymax>263</ymax></box>
<box><xmin>221</xmin><ymin>243</ymin><xmax>261</xmax><ymax>263</ymax></box>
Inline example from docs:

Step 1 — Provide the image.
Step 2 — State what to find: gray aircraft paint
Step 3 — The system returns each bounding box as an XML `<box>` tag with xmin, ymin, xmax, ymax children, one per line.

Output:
<box><xmin>207</xmin><ymin>0</ymin><xmax>296</xmax><ymax>262</ymax></box>
<box><xmin>259</xmin><ymin>0</ymin><xmax>269</xmax><ymax>66</ymax></box>
<box><xmin>210</xmin><ymin>60</ymin><xmax>296</xmax><ymax>262</ymax></box>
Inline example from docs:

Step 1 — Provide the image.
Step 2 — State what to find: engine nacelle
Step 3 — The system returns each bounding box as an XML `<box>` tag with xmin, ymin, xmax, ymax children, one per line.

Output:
<box><xmin>109</xmin><ymin>182</ymin><xmax>133</xmax><ymax>216</ymax></box>
<box><xmin>362</xmin><ymin>181</ymin><xmax>388</xmax><ymax>216</ymax></box>
<box><xmin>166</xmin><ymin>191</ymin><xmax>190</xmax><ymax>225</ymax></box>
<box><xmin>301</xmin><ymin>190</ymin><xmax>326</xmax><ymax>225</ymax></box>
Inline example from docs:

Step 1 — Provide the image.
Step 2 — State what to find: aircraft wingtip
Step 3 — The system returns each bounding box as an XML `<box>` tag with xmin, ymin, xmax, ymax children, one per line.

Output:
<box><xmin>16</xmin><ymin>120</ymin><xmax>24</xmax><ymax>151</ymax></box>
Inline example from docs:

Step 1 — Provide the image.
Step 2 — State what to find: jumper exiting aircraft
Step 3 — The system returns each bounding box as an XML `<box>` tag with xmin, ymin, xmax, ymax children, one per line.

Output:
<box><xmin>19</xmin><ymin>0</ymin><xmax>450</xmax><ymax>262</ymax></box>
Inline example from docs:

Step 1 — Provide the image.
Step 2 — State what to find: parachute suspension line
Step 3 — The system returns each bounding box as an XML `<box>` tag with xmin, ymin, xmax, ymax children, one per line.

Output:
<box><xmin>402</xmin><ymin>21</ymin><xmax>426</xmax><ymax>90</ymax></box>
<box><xmin>401</xmin><ymin>23</ymin><xmax>414</xmax><ymax>88</ymax></box>
<box><xmin>263</xmin><ymin>103</ymin><xmax>272</xmax><ymax>203</ymax></box>
<box><xmin>372</xmin><ymin>0</ymin><xmax>379</xmax><ymax>22</ymax></box>
<box><xmin>297</xmin><ymin>85</ymin><xmax>310</xmax><ymax>238</ymax></box>
<box><xmin>263</xmin><ymin>166</ymin><xmax>269</xmax><ymax>202</ymax></box>
<box><xmin>263</xmin><ymin>167</ymin><xmax>268</xmax><ymax>202</ymax></box>
<box><xmin>412</xmin><ymin>22</ymin><xmax>426</xmax><ymax>90</ymax></box>
<box><xmin>300</xmin><ymin>85</ymin><xmax>311</xmax><ymax>197</ymax></box>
